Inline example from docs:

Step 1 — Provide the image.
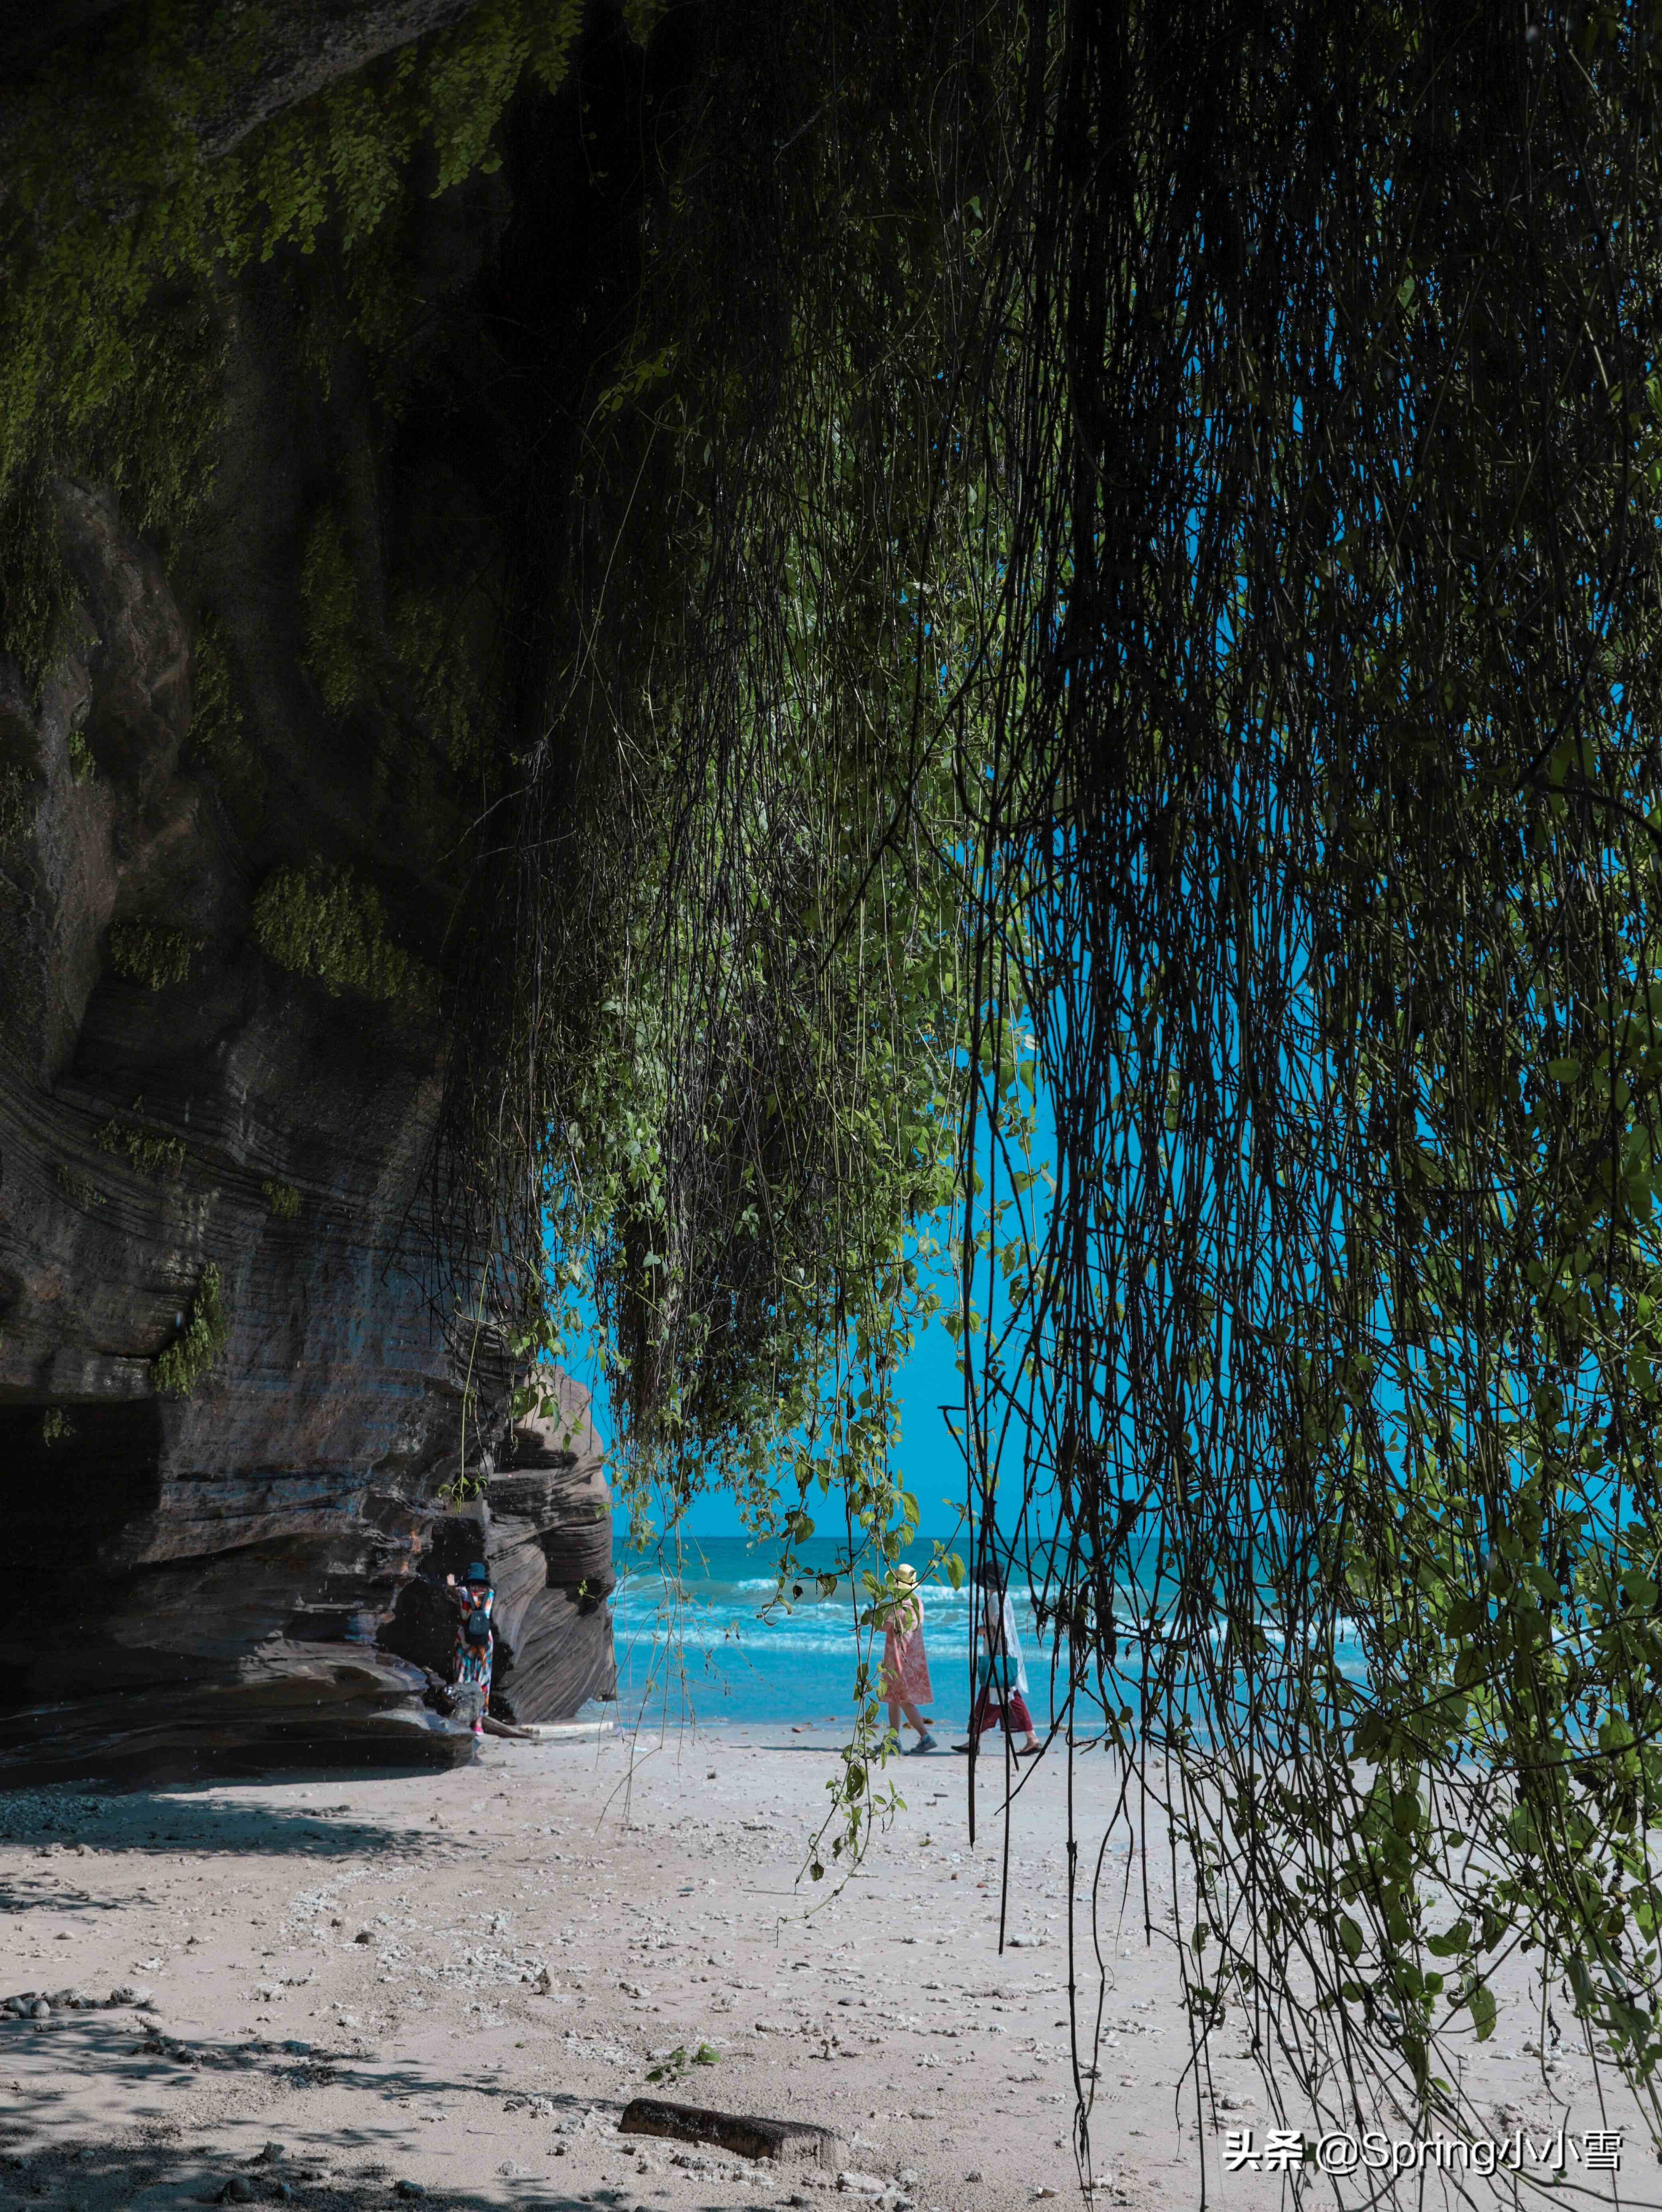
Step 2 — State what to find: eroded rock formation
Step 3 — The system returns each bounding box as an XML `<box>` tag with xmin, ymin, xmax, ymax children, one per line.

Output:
<box><xmin>0</xmin><ymin>477</ymin><xmax>614</xmax><ymax>1783</ymax></box>
<box><xmin>0</xmin><ymin>4</ymin><xmax>649</xmax><ymax>1782</ymax></box>
<box><xmin>380</xmin><ymin>1372</ymin><xmax>616</xmax><ymax>1723</ymax></box>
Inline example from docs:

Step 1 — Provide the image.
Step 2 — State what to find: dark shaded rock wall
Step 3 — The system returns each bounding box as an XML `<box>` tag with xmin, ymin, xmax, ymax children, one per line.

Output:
<box><xmin>0</xmin><ymin>10</ymin><xmax>657</xmax><ymax>1783</ymax></box>
<box><xmin>0</xmin><ymin>477</ymin><xmax>615</xmax><ymax>1782</ymax></box>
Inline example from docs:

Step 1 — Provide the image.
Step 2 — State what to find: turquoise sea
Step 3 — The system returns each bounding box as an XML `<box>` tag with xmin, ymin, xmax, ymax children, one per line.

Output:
<box><xmin>610</xmin><ymin>1534</ymin><xmax>1029</xmax><ymax>1731</ymax></box>
<box><xmin>608</xmin><ymin>1532</ymin><xmax>1371</xmax><ymax>1731</ymax></box>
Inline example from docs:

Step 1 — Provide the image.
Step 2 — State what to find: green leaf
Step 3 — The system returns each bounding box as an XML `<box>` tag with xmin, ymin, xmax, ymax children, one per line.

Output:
<box><xmin>1426</xmin><ymin>1920</ymin><xmax>1471</xmax><ymax>1958</ymax></box>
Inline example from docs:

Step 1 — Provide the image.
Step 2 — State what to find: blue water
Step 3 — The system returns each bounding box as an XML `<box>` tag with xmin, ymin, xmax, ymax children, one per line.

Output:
<box><xmin>609</xmin><ymin>1533</ymin><xmax>1371</xmax><ymax>1731</ymax></box>
<box><xmin>610</xmin><ymin>1535</ymin><xmax>1030</xmax><ymax>1730</ymax></box>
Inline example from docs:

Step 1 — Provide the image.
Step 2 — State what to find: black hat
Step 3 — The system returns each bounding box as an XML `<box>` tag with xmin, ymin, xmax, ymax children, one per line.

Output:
<box><xmin>464</xmin><ymin>1562</ymin><xmax>489</xmax><ymax>1585</ymax></box>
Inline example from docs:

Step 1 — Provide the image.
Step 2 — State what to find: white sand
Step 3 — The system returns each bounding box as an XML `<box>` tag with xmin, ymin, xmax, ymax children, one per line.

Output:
<box><xmin>0</xmin><ymin>1726</ymin><xmax>1644</xmax><ymax>2209</ymax></box>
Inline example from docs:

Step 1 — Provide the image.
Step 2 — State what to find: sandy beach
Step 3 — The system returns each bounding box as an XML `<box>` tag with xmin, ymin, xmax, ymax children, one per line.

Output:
<box><xmin>0</xmin><ymin>1727</ymin><xmax>1647</xmax><ymax>2211</ymax></box>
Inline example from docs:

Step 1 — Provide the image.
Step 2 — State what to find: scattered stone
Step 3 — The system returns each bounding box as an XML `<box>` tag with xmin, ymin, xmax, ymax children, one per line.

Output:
<box><xmin>251</xmin><ymin>2144</ymin><xmax>287</xmax><ymax>2165</ymax></box>
<box><xmin>28</xmin><ymin>2001</ymin><xmax>50</xmax><ymax>2021</ymax></box>
<box><xmin>837</xmin><ymin>2174</ymin><xmax>887</xmax><ymax>2198</ymax></box>
<box><xmin>393</xmin><ymin>2185</ymin><xmax>427</xmax><ymax>2202</ymax></box>
<box><xmin>217</xmin><ymin>2180</ymin><xmax>256</xmax><ymax>2205</ymax></box>
<box><xmin>622</xmin><ymin>2097</ymin><xmax>845</xmax><ymax>2171</ymax></box>
<box><xmin>621</xmin><ymin>1980</ymin><xmax>648</xmax><ymax>1999</ymax></box>
<box><xmin>355</xmin><ymin>1929</ymin><xmax>374</xmax><ymax>1945</ymax></box>
<box><xmin>964</xmin><ymin>2172</ymin><xmax>983</xmax><ymax>2183</ymax></box>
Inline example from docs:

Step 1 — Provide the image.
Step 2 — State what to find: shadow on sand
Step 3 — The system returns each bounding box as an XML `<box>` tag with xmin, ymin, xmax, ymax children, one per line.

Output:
<box><xmin>0</xmin><ymin>2014</ymin><xmax>638</xmax><ymax>2209</ymax></box>
<box><xmin>0</xmin><ymin>1777</ymin><xmax>456</xmax><ymax>1863</ymax></box>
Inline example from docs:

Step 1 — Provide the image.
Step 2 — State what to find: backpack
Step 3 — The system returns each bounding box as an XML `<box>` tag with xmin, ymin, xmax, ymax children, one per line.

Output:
<box><xmin>464</xmin><ymin>1598</ymin><xmax>492</xmax><ymax>1647</ymax></box>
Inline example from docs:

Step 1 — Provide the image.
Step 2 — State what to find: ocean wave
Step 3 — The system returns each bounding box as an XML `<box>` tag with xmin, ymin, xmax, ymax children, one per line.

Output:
<box><xmin>606</xmin><ymin>1542</ymin><xmax>1370</xmax><ymax>1722</ymax></box>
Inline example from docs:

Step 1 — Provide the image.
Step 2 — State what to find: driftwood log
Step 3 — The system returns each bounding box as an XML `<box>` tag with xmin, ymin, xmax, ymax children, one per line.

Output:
<box><xmin>618</xmin><ymin>2097</ymin><xmax>847</xmax><ymax>2171</ymax></box>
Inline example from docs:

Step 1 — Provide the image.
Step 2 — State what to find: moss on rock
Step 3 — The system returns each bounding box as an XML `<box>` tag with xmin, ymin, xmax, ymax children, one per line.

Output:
<box><xmin>188</xmin><ymin>617</ymin><xmax>244</xmax><ymax>762</ymax></box>
<box><xmin>56</xmin><ymin>1165</ymin><xmax>105</xmax><ymax>1209</ymax></box>
<box><xmin>250</xmin><ymin>861</ymin><xmax>438</xmax><ymax>1010</ymax></box>
<box><xmin>0</xmin><ymin>483</ymin><xmax>71</xmax><ymax>699</ymax></box>
<box><xmin>262</xmin><ymin>1178</ymin><xmax>301</xmax><ymax>1219</ymax></box>
<box><xmin>108</xmin><ymin>917</ymin><xmax>201</xmax><ymax>989</ymax></box>
<box><xmin>299</xmin><ymin>509</ymin><xmax>365</xmax><ymax>715</ymax></box>
<box><xmin>390</xmin><ymin>578</ymin><xmax>503</xmax><ymax>777</ymax></box>
<box><xmin>0</xmin><ymin>754</ymin><xmax>30</xmax><ymax>850</ymax></box>
<box><xmin>153</xmin><ymin>1263</ymin><xmax>228</xmax><ymax>1399</ymax></box>
<box><xmin>94</xmin><ymin>1102</ymin><xmax>187</xmax><ymax>1179</ymax></box>
<box><xmin>0</xmin><ymin>1</ymin><xmax>586</xmax><ymax>676</ymax></box>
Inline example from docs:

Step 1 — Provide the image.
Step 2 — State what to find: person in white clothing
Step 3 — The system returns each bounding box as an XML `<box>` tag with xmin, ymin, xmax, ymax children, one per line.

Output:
<box><xmin>953</xmin><ymin>1557</ymin><xmax>1041</xmax><ymax>1757</ymax></box>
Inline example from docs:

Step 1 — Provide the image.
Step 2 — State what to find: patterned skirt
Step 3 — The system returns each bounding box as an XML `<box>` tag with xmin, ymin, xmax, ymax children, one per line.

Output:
<box><xmin>881</xmin><ymin>1622</ymin><xmax>933</xmax><ymax>1705</ymax></box>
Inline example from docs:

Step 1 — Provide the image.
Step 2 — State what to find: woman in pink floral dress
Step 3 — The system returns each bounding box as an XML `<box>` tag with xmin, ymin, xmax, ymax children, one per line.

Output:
<box><xmin>880</xmin><ymin>1563</ymin><xmax>937</xmax><ymax>1754</ymax></box>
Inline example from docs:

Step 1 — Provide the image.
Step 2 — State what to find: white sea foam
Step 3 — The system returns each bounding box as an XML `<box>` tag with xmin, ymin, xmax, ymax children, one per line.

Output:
<box><xmin>609</xmin><ymin>1538</ymin><xmax>1371</xmax><ymax>1723</ymax></box>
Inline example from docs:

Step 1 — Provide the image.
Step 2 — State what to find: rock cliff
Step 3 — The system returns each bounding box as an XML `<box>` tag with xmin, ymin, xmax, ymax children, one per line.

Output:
<box><xmin>380</xmin><ymin>1372</ymin><xmax>616</xmax><ymax>1724</ymax></box>
<box><xmin>0</xmin><ymin>4</ymin><xmax>658</xmax><ymax>1781</ymax></box>
<box><xmin>0</xmin><ymin>315</ymin><xmax>619</xmax><ymax>1786</ymax></box>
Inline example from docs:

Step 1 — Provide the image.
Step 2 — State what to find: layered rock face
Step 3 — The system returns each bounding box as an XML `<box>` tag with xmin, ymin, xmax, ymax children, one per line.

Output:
<box><xmin>380</xmin><ymin>1372</ymin><xmax>617</xmax><ymax>1724</ymax></box>
<box><xmin>0</xmin><ymin>10</ymin><xmax>652</xmax><ymax>1783</ymax></box>
<box><xmin>0</xmin><ymin>482</ymin><xmax>615</xmax><ymax>1782</ymax></box>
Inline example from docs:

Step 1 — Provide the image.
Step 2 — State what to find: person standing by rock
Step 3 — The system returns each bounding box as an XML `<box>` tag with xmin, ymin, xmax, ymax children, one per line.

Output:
<box><xmin>445</xmin><ymin>1562</ymin><xmax>495</xmax><ymax>1741</ymax></box>
<box><xmin>880</xmin><ymin>1561</ymin><xmax>937</xmax><ymax>1754</ymax></box>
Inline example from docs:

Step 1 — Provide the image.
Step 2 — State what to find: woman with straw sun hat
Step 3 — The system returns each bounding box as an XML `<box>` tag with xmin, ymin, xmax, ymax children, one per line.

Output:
<box><xmin>880</xmin><ymin>1562</ymin><xmax>937</xmax><ymax>1754</ymax></box>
